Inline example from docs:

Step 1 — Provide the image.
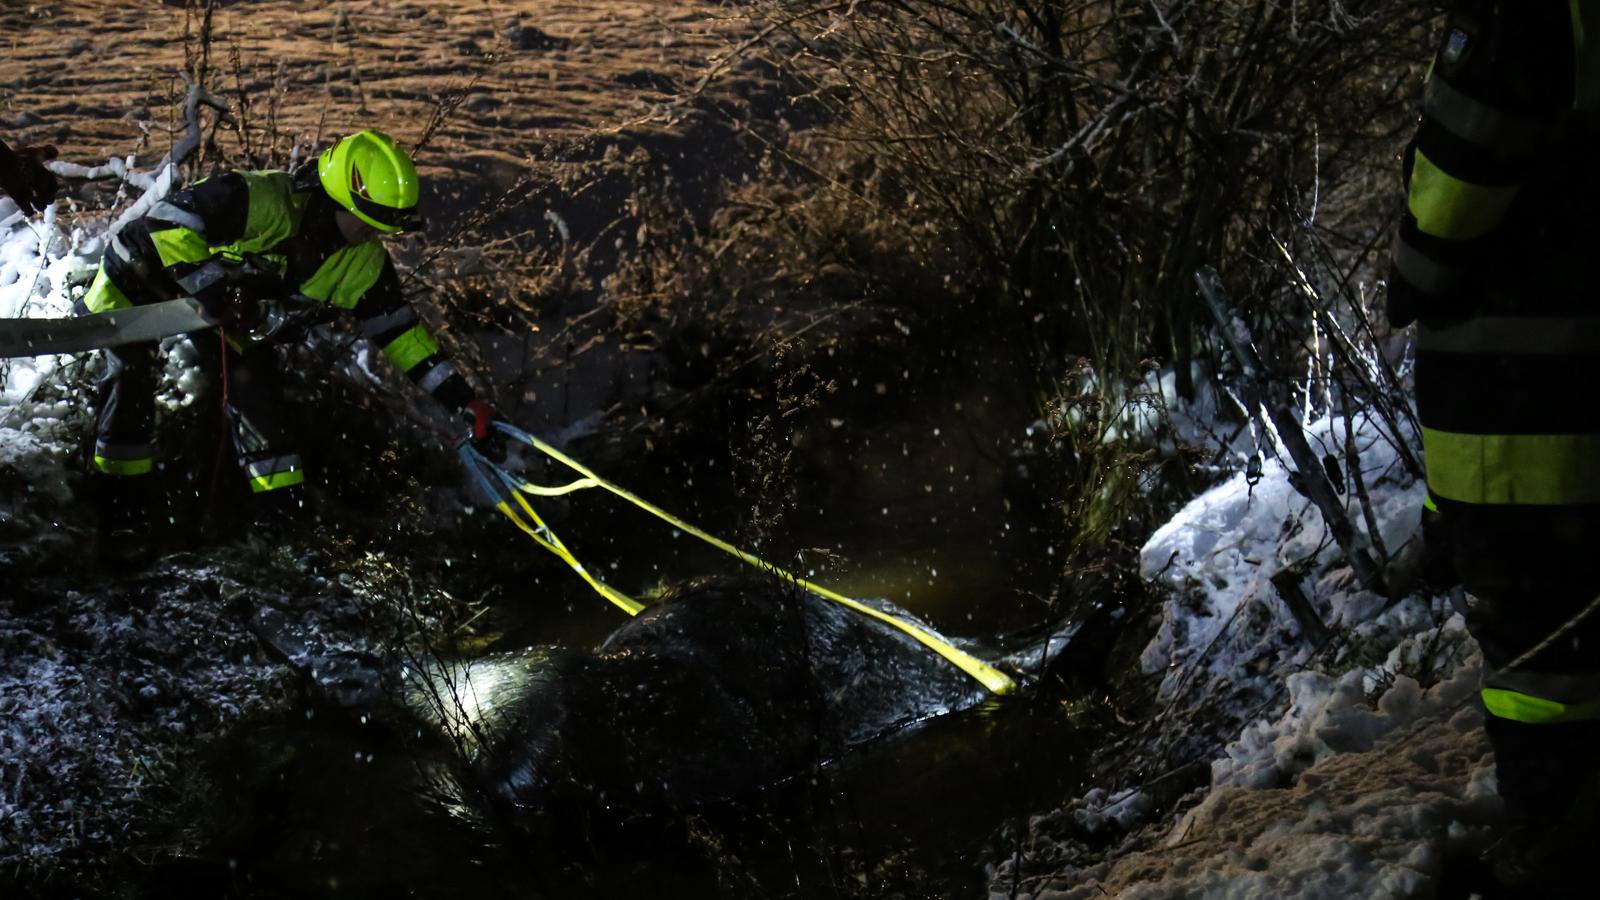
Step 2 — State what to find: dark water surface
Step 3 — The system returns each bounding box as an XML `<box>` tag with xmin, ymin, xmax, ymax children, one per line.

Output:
<box><xmin>178</xmin><ymin>667</ymin><xmax>1095</xmax><ymax>899</ymax></box>
<box><xmin>165</xmin><ymin>352</ymin><xmax>1103</xmax><ymax>899</ymax></box>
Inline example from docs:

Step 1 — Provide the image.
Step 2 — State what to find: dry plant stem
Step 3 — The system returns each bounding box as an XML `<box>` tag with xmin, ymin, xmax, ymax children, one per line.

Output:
<box><xmin>1294</xmin><ymin>218</ymin><xmax>1426</xmax><ymax>464</ymax></box>
<box><xmin>47</xmin><ymin>79</ymin><xmax>230</xmax><ymax>190</ymax></box>
<box><xmin>1274</xmin><ymin>234</ymin><xmax>1423</xmax><ymax>480</ymax></box>
<box><xmin>227</xmin><ymin>41</ymin><xmax>256</xmax><ymax>165</ymax></box>
<box><xmin>183</xmin><ymin>0</ymin><xmax>219</xmax><ymax>169</ymax></box>
<box><xmin>1338</xmin><ymin>374</ymin><xmax>1390</xmax><ymax>567</ymax></box>
<box><xmin>1270</xmin><ymin>565</ymin><xmax>1332</xmax><ymax>647</ymax></box>
<box><xmin>1197</xmin><ymin>265</ymin><xmax>1386</xmax><ymax>592</ymax></box>
<box><xmin>169</xmin><ymin>76</ymin><xmax>234</xmax><ymax>176</ymax></box>
<box><xmin>413</xmin><ymin>70</ymin><xmax>489</xmax><ymax>156</ymax></box>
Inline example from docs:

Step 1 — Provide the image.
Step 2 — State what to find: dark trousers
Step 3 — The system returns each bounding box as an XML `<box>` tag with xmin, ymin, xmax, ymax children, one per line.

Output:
<box><xmin>92</xmin><ymin>333</ymin><xmax>302</xmax><ymax>495</ymax></box>
<box><xmin>1446</xmin><ymin>507</ymin><xmax>1600</xmax><ymax>838</ymax></box>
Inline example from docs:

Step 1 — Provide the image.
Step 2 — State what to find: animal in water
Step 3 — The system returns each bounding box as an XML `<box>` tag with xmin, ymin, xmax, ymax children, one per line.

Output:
<box><xmin>426</xmin><ymin>576</ymin><xmax>1076</xmax><ymax>821</ymax></box>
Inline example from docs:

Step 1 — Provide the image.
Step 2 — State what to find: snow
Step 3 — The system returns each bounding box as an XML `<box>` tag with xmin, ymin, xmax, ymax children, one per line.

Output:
<box><xmin>1206</xmin><ymin>650</ymin><xmax>1478</xmax><ymax>792</ymax></box>
<box><xmin>0</xmin><ymin>187</ymin><xmax>219</xmax><ymax>496</ymax></box>
<box><xmin>1048</xmin><ymin>362</ymin><xmax>1226</xmax><ymax>451</ymax></box>
<box><xmin>0</xmin><ymin>199</ymin><xmax>99</xmax><ymax>466</ymax></box>
<box><xmin>1138</xmin><ymin>414</ymin><xmax>1425</xmax><ymax>705</ymax></box>
<box><xmin>992</xmin><ymin>405</ymin><xmax>1496</xmax><ymax>899</ymax></box>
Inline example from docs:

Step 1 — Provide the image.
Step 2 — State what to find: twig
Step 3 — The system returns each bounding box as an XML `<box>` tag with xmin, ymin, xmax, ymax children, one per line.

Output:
<box><xmin>1196</xmin><ymin>265</ymin><xmax>1385</xmax><ymax>592</ymax></box>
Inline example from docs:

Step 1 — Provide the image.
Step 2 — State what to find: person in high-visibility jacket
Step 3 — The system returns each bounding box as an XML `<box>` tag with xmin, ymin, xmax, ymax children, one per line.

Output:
<box><xmin>1390</xmin><ymin>0</ymin><xmax>1600</xmax><ymax>885</ymax></box>
<box><xmin>79</xmin><ymin>130</ymin><xmax>497</xmax><ymax>551</ymax></box>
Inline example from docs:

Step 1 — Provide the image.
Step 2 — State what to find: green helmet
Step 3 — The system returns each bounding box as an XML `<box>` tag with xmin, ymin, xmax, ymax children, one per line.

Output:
<box><xmin>318</xmin><ymin>130</ymin><xmax>420</xmax><ymax>233</ymax></box>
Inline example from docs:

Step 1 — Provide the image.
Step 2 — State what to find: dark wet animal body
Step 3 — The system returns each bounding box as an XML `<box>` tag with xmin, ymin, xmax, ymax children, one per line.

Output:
<box><xmin>455</xmin><ymin>576</ymin><xmax>1070</xmax><ymax>822</ymax></box>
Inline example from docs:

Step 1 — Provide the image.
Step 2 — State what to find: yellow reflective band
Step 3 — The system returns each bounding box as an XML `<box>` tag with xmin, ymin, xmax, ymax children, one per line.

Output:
<box><xmin>1422</xmin><ymin>428</ymin><xmax>1600</xmax><ymax>506</ymax></box>
<box><xmin>228</xmin><ymin>171</ymin><xmax>302</xmax><ymax>254</ymax></box>
<box><xmin>507</xmin><ymin>429</ymin><xmax>1019</xmax><ymax>695</ymax></box>
<box><xmin>1483</xmin><ymin>687</ymin><xmax>1600</xmax><ymax>723</ymax></box>
<box><xmin>150</xmin><ymin>227</ymin><xmax>214</xmax><ymax>268</ymax></box>
<box><xmin>299</xmin><ymin>240</ymin><xmax>386</xmax><ymax>310</ymax></box>
<box><xmin>84</xmin><ymin>267</ymin><xmax>133</xmax><ymax>313</ymax></box>
<box><xmin>494</xmin><ymin>499</ymin><xmax>645</xmax><ymax>616</ymax></box>
<box><xmin>93</xmin><ymin>454</ymin><xmax>153</xmax><ymax>476</ymax></box>
<box><xmin>1407</xmin><ymin>149</ymin><xmax>1519</xmax><ymax>241</ymax></box>
<box><xmin>249</xmin><ymin>469</ymin><xmax>305</xmax><ymax>493</ymax></box>
<box><xmin>382</xmin><ymin>324</ymin><xmax>440</xmax><ymax>372</ymax></box>
<box><xmin>1423</xmin><ymin>493</ymin><xmax>1439</xmax><ymax>513</ymax></box>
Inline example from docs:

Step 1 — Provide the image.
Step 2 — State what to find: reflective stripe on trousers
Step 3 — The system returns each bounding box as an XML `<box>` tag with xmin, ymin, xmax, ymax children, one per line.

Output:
<box><xmin>1482</xmin><ymin>663</ymin><xmax>1600</xmax><ymax>724</ymax></box>
<box><xmin>242</xmin><ymin>452</ymin><xmax>304</xmax><ymax>493</ymax></box>
<box><xmin>93</xmin><ymin>439</ymin><xmax>155</xmax><ymax>476</ymax></box>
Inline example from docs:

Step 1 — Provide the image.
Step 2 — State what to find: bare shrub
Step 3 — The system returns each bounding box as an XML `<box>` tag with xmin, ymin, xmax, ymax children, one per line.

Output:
<box><xmin>705</xmin><ymin>1</ymin><xmax>1431</xmax><ymax>563</ymax></box>
<box><xmin>736</xmin><ymin>0</ymin><xmax>1426</xmax><ymax>375</ymax></box>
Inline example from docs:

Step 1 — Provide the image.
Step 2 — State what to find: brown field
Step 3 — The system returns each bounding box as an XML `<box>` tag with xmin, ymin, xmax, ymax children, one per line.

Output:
<box><xmin>4</xmin><ymin>1</ymin><xmax>809</xmax><ymax>444</ymax></box>
<box><xmin>3</xmin><ymin>1</ymin><xmax>761</xmax><ymax>192</ymax></box>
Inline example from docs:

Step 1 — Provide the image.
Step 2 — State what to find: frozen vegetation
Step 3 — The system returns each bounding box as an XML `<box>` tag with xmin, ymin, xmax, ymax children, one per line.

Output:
<box><xmin>991</xmin><ymin>402</ymin><xmax>1495</xmax><ymax>898</ymax></box>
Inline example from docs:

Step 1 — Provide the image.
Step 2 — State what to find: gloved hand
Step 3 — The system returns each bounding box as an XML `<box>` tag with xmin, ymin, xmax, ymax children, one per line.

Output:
<box><xmin>195</xmin><ymin>280</ymin><xmax>249</xmax><ymax>326</ymax></box>
<box><xmin>196</xmin><ymin>271</ymin><xmax>290</xmax><ymax>334</ymax></box>
<box><xmin>0</xmin><ymin>140</ymin><xmax>58</xmax><ymax>214</ymax></box>
<box><xmin>462</xmin><ymin>398</ymin><xmax>510</xmax><ymax>457</ymax></box>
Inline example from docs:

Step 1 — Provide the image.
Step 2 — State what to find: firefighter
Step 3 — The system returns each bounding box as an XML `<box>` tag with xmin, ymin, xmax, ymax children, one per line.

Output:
<box><xmin>1390</xmin><ymin>1</ymin><xmax>1600</xmax><ymax>890</ymax></box>
<box><xmin>78</xmin><ymin>129</ymin><xmax>497</xmax><ymax>556</ymax></box>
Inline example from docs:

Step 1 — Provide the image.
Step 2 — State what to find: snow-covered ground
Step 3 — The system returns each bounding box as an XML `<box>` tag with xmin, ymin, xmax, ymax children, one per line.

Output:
<box><xmin>991</xmin><ymin>405</ymin><xmax>1496</xmax><ymax>898</ymax></box>
<box><xmin>0</xmin><ymin>196</ymin><xmax>98</xmax><ymax>467</ymax></box>
<box><xmin>0</xmin><ymin>197</ymin><xmax>382</xmax><ymax>885</ymax></box>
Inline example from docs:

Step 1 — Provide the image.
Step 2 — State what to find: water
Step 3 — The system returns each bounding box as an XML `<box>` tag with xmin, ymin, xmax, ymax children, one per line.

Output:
<box><xmin>156</xmin><ymin>351</ymin><xmax>1107</xmax><ymax>898</ymax></box>
<box><xmin>175</xmin><ymin>679</ymin><xmax>1095</xmax><ymax>899</ymax></box>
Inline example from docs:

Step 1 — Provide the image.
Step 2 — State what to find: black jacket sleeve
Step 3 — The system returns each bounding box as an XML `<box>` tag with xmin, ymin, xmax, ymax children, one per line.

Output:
<box><xmin>350</xmin><ymin>259</ymin><xmax>477</xmax><ymax>412</ymax></box>
<box><xmin>1388</xmin><ymin>0</ymin><xmax>1572</xmax><ymax>327</ymax></box>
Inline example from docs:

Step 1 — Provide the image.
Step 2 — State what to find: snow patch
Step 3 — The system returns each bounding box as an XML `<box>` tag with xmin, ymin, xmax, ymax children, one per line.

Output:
<box><xmin>992</xmin><ymin>406</ymin><xmax>1497</xmax><ymax>899</ymax></box>
<box><xmin>1138</xmin><ymin>414</ymin><xmax>1425</xmax><ymax>709</ymax></box>
<box><xmin>1205</xmin><ymin>648</ymin><xmax>1479</xmax><ymax>793</ymax></box>
<box><xmin>1</xmin><ymin>206</ymin><xmax>99</xmax><ymax>469</ymax></box>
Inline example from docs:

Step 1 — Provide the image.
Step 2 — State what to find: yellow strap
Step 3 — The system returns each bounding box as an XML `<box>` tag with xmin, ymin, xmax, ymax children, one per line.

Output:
<box><xmin>494</xmin><ymin>498</ymin><xmax>644</xmax><ymax>616</ymax></box>
<box><xmin>513</xmin><ymin>431</ymin><xmax>1017</xmax><ymax>695</ymax></box>
<box><xmin>517</xmin><ymin>477</ymin><xmax>601</xmax><ymax>497</ymax></box>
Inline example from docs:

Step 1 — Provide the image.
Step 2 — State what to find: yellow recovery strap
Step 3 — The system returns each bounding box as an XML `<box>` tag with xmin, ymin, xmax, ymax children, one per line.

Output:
<box><xmin>461</xmin><ymin>424</ymin><xmax>1017</xmax><ymax>695</ymax></box>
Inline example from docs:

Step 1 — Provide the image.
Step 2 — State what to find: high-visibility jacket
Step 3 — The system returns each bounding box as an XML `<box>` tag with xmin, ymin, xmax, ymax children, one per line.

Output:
<box><xmin>1393</xmin><ymin>0</ymin><xmax>1600</xmax><ymax>725</ymax></box>
<box><xmin>83</xmin><ymin>166</ymin><xmax>474</xmax><ymax>412</ymax></box>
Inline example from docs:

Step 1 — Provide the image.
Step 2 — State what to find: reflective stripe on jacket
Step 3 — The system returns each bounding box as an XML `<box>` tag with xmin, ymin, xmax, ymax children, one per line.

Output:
<box><xmin>83</xmin><ymin>167</ymin><xmax>473</xmax><ymax>410</ymax></box>
<box><xmin>1393</xmin><ymin>1</ymin><xmax>1600</xmax><ymax>724</ymax></box>
<box><xmin>1396</xmin><ymin>1</ymin><xmax>1600</xmax><ymax>512</ymax></box>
